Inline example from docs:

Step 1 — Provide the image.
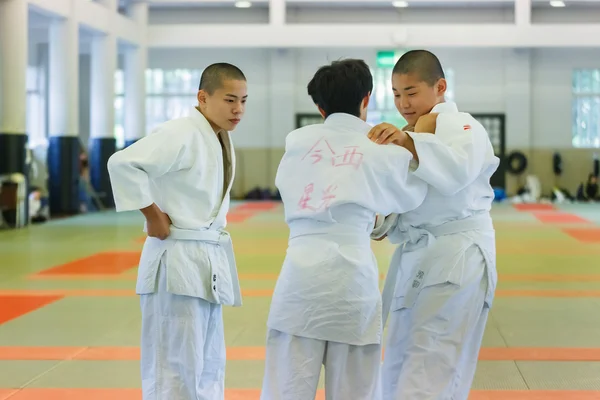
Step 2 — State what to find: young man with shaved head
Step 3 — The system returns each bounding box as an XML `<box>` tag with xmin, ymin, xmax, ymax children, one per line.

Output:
<box><xmin>108</xmin><ymin>62</ymin><xmax>248</xmax><ymax>400</ymax></box>
<box><xmin>368</xmin><ymin>50</ymin><xmax>499</xmax><ymax>400</ymax></box>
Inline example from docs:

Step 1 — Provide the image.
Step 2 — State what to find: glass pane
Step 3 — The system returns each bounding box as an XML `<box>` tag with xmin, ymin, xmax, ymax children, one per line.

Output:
<box><xmin>375</xmin><ymin>69</ymin><xmax>386</xmax><ymax>111</ymax></box>
<box><xmin>181</xmin><ymin>69</ymin><xmax>192</xmax><ymax>92</ymax></box>
<box><xmin>446</xmin><ymin>68</ymin><xmax>455</xmax><ymax>101</ymax></box>
<box><xmin>572</xmin><ymin>97</ymin><xmax>579</xmax><ymax>146</ymax></box>
<box><xmin>193</xmin><ymin>69</ymin><xmax>203</xmax><ymax>91</ymax></box>
<box><xmin>145</xmin><ymin>69</ymin><xmax>153</xmax><ymax>94</ymax></box>
<box><xmin>26</xmin><ymin>66</ymin><xmax>38</xmax><ymax>92</ymax></box>
<box><xmin>368</xmin><ymin>69</ymin><xmax>376</xmax><ymax>111</ymax></box>
<box><xmin>114</xmin><ymin>70</ymin><xmax>124</xmax><ymax>95</ymax></box>
<box><xmin>592</xmin><ymin>96</ymin><xmax>600</xmax><ymax>147</ymax></box>
<box><xmin>573</xmin><ymin>96</ymin><xmax>591</xmax><ymax>147</ymax></box>
<box><xmin>384</xmin><ymin>68</ymin><xmax>395</xmax><ymax>111</ymax></box>
<box><xmin>381</xmin><ymin>111</ymin><xmax>406</xmax><ymax>128</ymax></box>
<box><xmin>572</xmin><ymin>69</ymin><xmax>580</xmax><ymax>93</ymax></box>
<box><xmin>153</xmin><ymin>70</ymin><xmax>164</xmax><ymax>94</ymax></box>
<box><xmin>580</xmin><ymin>69</ymin><xmax>592</xmax><ymax>93</ymax></box>
<box><xmin>27</xmin><ymin>93</ymin><xmax>46</xmax><ymax>146</ymax></box>
<box><xmin>146</xmin><ymin>97</ymin><xmax>165</xmax><ymax>131</ymax></box>
<box><xmin>592</xmin><ymin>70</ymin><xmax>600</xmax><ymax>93</ymax></box>
<box><xmin>367</xmin><ymin>110</ymin><xmax>381</xmax><ymax>126</ymax></box>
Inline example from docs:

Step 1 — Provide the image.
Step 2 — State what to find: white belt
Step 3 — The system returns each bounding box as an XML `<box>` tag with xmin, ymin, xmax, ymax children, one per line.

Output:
<box><xmin>288</xmin><ymin>220</ymin><xmax>371</xmax><ymax>246</ymax></box>
<box><xmin>165</xmin><ymin>226</ymin><xmax>242</xmax><ymax>307</ymax></box>
<box><xmin>381</xmin><ymin>213</ymin><xmax>494</xmax><ymax>327</ymax></box>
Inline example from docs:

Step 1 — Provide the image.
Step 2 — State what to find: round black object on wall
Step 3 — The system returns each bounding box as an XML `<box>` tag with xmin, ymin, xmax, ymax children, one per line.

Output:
<box><xmin>553</xmin><ymin>152</ymin><xmax>563</xmax><ymax>176</ymax></box>
<box><xmin>506</xmin><ymin>151</ymin><xmax>528</xmax><ymax>175</ymax></box>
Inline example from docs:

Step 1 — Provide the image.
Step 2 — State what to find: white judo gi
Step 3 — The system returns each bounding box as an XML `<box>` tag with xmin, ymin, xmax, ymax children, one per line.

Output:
<box><xmin>378</xmin><ymin>101</ymin><xmax>499</xmax><ymax>400</ymax></box>
<box><xmin>261</xmin><ymin>113</ymin><xmax>428</xmax><ymax>400</ymax></box>
<box><xmin>107</xmin><ymin>107</ymin><xmax>242</xmax><ymax>400</ymax></box>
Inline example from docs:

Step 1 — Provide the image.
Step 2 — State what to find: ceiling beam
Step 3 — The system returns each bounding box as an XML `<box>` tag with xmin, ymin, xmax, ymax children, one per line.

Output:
<box><xmin>148</xmin><ymin>23</ymin><xmax>600</xmax><ymax>48</ymax></box>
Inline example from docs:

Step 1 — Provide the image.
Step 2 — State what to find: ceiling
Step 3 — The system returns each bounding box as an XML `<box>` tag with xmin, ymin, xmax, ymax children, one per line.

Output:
<box><xmin>146</xmin><ymin>0</ymin><xmax>600</xmax><ymax>8</ymax></box>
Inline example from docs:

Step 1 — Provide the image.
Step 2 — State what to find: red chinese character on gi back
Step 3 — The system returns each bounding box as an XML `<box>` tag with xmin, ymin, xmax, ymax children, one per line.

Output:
<box><xmin>318</xmin><ymin>184</ymin><xmax>338</xmax><ymax>209</ymax></box>
<box><xmin>332</xmin><ymin>146</ymin><xmax>363</xmax><ymax>169</ymax></box>
<box><xmin>301</xmin><ymin>137</ymin><xmax>336</xmax><ymax>165</ymax></box>
<box><xmin>298</xmin><ymin>183</ymin><xmax>316</xmax><ymax>211</ymax></box>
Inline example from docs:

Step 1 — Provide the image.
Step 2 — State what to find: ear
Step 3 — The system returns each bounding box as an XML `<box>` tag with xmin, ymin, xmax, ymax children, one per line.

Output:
<box><xmin>317</xmin><ymin>105</ymin><xmax>326</xmax><ymax>119</ymax></box>
<box><xmin>436</xmin><ymin>78</ymin><xmax>447</xmax><ymax>96</ymax></box>
<box><xmin>362</xmin><ymin>93</ymin><xmax>371</xmax><ymax>109</ymax></box>
<box><xmin>197</xmin><ymin>90</ymin><xmax>208</xmax><ymax>106</ymax></box>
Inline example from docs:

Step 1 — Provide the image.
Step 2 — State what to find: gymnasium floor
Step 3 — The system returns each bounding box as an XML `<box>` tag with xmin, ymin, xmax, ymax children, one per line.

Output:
<box><xmin>1</xmin><ymin>201</ymin><xmax>600</xmax><ymax>399</ymax></box>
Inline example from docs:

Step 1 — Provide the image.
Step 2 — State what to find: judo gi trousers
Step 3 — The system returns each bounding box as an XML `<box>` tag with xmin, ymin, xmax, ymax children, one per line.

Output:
<box><xmin>260</xmin><ymin>329</ymin><xmax>382</xmax><ymax>400</ymax></box>
<box><xmin>140</xmin><ymin>263</ymin><xmax>226</xmax><ymax>400</ymax></box>
<box><xmin>382</xmin><ymin>245</ymin><xmax>490</xmax><ymax>400</ymax></box>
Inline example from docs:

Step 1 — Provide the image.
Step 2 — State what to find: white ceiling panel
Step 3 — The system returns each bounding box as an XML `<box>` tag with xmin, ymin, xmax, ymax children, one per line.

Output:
<box><xmin>147</xmin><ymin>0</ymin><xmax>600</xmax><ymax>6</ymax></box>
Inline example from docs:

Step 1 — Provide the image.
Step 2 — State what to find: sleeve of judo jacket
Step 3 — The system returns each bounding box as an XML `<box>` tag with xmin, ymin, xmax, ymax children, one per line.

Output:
<box><xmin>406</xmin><ymin>113</ymin><xmax>488</xmax><ymax>196</ymax></box>
<box><xmin>378</xmin><ymin>145</ymin><xmax>429</xmax><ymax>215</ymax></box>
<box><xmin>107</xmin><ymin>126</ymin><xmax>194</xmax><ymax>212</ymax></box>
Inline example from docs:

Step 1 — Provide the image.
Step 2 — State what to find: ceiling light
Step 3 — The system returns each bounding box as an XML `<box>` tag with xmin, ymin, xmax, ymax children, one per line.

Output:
<box><xmin>392</xmin><ymin>1</ymin><xmax>409</xmax><ymax>8</ymax></box>
<box><xmin>235</xmin><ymin>1</ymin><xmax>252</xmax><ymax>8</ymax></box>
<box><xmin>549</xmin><ymin>1</ymin><xmax>565</xmax><ymax>7</ymax></box>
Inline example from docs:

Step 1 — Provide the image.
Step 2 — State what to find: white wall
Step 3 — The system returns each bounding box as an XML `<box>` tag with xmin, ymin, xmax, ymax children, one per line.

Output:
<box><xmin>148</xmin><ymin>47</ymin><xmax>534</xmax><ymax>149</ymax></box>
<box><xmin>22</xmin><ymin>41</ymin><xmax>587</xmax><ymax>155</ymax></box>
<box><xmin>149</xmin><ymin>48</ymin><xmax>271</xmax><ymax>148</ymax></box>
<box><xmin>147</xmin><ymin>5</ymin><xmax>600</xmax><ymax>25</ymax></box>
<box><xmin>27</xmin><ymin>16</ymin><xmax>600</xmax><ymax>156</ymax></box>
<box><xmin>531</xmin><ymin>48</ymin><xmax>600</xmax><ymax>149</ymax></box>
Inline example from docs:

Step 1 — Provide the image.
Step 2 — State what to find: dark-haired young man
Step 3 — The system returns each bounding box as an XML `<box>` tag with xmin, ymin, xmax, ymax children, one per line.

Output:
<box><xmin>107</xmin><ymin>62</ymin><xmax>248</xmax><ymax>400</ymax></box>
<box><xmin>368</xmin><ymin>50</ymin><xmax>499</xmax><ymax>400</ymax></box>
<box><xmin>260</xmin><ymin>59</ymin><xmax>428</xmax><ymax>400</ymax></box>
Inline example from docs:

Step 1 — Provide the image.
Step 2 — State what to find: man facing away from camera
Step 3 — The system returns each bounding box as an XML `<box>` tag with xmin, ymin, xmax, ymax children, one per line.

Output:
<box><xmin>260</xmin><ymin>58</ymin><xmax>428</xmax><ymax>400</ymax></box>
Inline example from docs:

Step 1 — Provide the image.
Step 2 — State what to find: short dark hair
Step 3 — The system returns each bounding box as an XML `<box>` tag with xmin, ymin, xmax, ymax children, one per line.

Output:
<box><xmin>199</xmin><ymin>63</ymin><xmax>246</xmax><ymax>94</ymax></box>
<box><xmin>307</xmin><ymin>59</ymin><xmax>373</xmax><ymax>118</ymax></box>
<box><xmin>393</xmin><ymin>50</ymin><xmax>445</xmax><ymax>86</ymax></box>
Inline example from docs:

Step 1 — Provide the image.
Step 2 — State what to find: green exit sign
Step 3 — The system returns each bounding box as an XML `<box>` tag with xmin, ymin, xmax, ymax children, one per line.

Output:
<box><xmin>376</xmin><ymin>50</ymin><xmax>406</xmax><ymax>68</ymax></box>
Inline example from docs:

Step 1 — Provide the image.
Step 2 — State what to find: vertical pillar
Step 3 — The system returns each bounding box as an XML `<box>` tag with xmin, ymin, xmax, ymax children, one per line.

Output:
<box><xmin>0</xmin><ymin>0</ymin><xmax>28</xmax><ymax>176</ymax></box>
<box><xmin>89</xmin><ymin>28</ymin><xmax>117</xmax><ymax>208</ymax></box>
<box><xmin>47</xmin><ymin>16</ymin><xmax>81</xmax><ymax>215</ymax></box>
<box><xmin>515</xmin><ymin>0</ymin><xmax>531</xmax><ymax>26</ymax></box>
<box><xmin>124</xmin><ymin>1</ymin><xmax>148</xmax><ymax>148</ymax></box>
<box><xmin>0</xmin><ymin>0</ymin><xmax>28</xmax><ymax>227</ymax></box>
<box><xmin>505</xmin><ymin>48</ymin><xmax>532</xmax><ymax>194</ymax></box>
<box><xmin>269</xmin><ymin>0</ymin><xmax>286</xmax><ymax>25</ymax></box>
<box><xmin>268</xmin><ymin>49</ymin><xmax>295</xmax><ymax>190</ymax></box>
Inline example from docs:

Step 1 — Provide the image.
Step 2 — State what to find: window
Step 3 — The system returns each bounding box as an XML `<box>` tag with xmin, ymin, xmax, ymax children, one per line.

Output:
<box><xmin>572</xmin><ymin>69</ymin><xmax>600</xmax><ymax>148</ymax></box>
<box><xmin>114</xmin><ymin>69</ymin><xmax>125</xmax><ymax>149</ymax></box>
<box><xmin>114</xmin><ymin>68</ymin><xmax>203</xmax><ymax>149</ymax></box>
<box><xmin>367</xmin><ymin>66</ymin><xmax>455</xmax><ymax>127</ymax></box>
<box><xmin>146</xmin><ymin>68</ymin><xmax>202</xmax><ymax>132</ymax></box>
<box><xmin>26</xmin><ymin>66</ymin><xmax>47</xmax><ymax>148</ymax></box>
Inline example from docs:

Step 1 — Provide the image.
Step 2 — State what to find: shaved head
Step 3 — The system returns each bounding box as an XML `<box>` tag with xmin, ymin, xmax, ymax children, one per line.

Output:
<box><xmin>393</xmin><ymin>50</ymin><xmax>445</xmax><ymax>87</ymax></box>
<box><xmin>199</xmin><ymin>63</ymin><xmax>246</xmax><ymax>95</ymax></box>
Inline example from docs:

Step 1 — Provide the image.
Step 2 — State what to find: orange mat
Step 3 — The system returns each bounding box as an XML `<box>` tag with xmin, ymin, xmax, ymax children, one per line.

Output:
<box><xmin>500</xmin><ymin>273</ymin><xmax>600</xmax><ymax>282</ymax></box>
<box><xmin>235</xmin><ymin>201</ymin><xmax>279</xmax><ymax>211</ymax></box>
<box><xmin>532</xmin><ymin>212</ymin><xmax>591</xmax><ymax>224</ymax></box>
<box><xmin>227</xmin><ymin>211</ymin><xmax>257</xmax><ymax>223</ymax></box>
<box><xmin>3</xmin><ymin>346</ymin><xmax>600</xmax><ymax>362</ymax></box>
<box><xmin>3</xmin><ymin>288</ymin><xmax>600</xmax><ymax>298</ymax></box>
<box><xmin>0</xmin><ymin>389</ymin><xmax>598</xmax><ymax>400</ymax></box>
<box><xmin>35</xmin><ymin>252</ymin><xmax>140</xmax><ymax>276</ymax></box>
<box><xmin>562</xmin><ymin>228</ymin><xmax>600</xmax><ymax>243</ymax></box>
<box><xmin>513</xmin><ymin>203</ymin><xmax>555</xmax><ymax>212</ymax></box>
<box><xmin>0</xmin><ymin>295</ymin><xmax>63</xmax><ymax>325</ymax></box>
